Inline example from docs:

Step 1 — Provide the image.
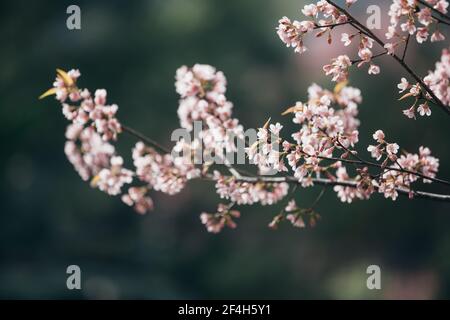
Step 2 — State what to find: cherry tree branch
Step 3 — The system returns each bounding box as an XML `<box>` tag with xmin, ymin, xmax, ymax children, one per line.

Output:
<box><xmin>326</xmin><ymin>0</ymin><xmax>450</xmax><ymax>116</ymax></box>
<box><xmin>121</xmin><ymin>125</ymin><xmax>450</xmax><ymax>203</ymax></box>
<box><xmin>226</xmin><ymin>175</ymin><xmax>450</xmax><ymax>202</ymax></box>
<box><xmin>313</xmin><ymin>21</ymin><xmax>352</xmax><ymax>29</ymax></box>
<box><xmin>122</xmin><ymin>124</ymin><xmax>170</xmax><ymax>154</ymax></box>
<box><xmin>402</xmin><ymin>34</ymin><xmax>410</xmax><ymax>62</ymax></box>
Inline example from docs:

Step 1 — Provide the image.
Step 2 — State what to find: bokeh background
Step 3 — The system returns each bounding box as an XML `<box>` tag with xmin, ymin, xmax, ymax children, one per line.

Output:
<box><xmin>1</xmin><ymin>0</ymin><xmax>449</xmax><ymax>299</ymax></box>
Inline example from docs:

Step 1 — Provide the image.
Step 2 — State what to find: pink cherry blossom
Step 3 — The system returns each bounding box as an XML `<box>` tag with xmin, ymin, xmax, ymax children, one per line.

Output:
<box><xmin>200</xmin><ymin>204</ymin><xmax>241</xmax><ymax>233</ymax></box>
<box><xmin>323</xmin><ymin>55</ymin><xmax>352</xmax><ymax>82</ymax></box>
<box><xmin>373</xmin><ymin>130</ymin><xmax>385</xmax><ymax>143</ymax></box>
<box><xmin>417</xmin><ymin>103</ymin><xmax>432</xmax><ymax>116</ymax></box>
<box><xmin>121</xmin><ymin>187</ymin><xmax>154</xmax><ymax>215</ymax></box>
<box><xmin>397</xmin><ymin>78</ymin><xmax>409</xmax><ymax>93</ymax></box>
<box><xmin>386</xmin><ymin>143</ymin><xmax>399</xmax><ymax>156</ymax></box>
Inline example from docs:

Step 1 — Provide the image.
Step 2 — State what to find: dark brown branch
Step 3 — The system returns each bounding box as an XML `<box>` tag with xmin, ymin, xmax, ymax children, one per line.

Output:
<box><xmin>326</xmin><ymin>0</ymin><xmax>450</xmax><ymax>116</ymax></box>
<box><xmin>229</xmin><ymin>175</ymin><xmax>450</xmax><ymax>202</ymax></box>
<box><xmin>351</xmin><ymin>52</ymin><xmax>387</xmax><ymax>64</ymax></box>
<box><xmin>316</xmin><ymin>153</ymin><xmax>449</xmax><ymax>186</ymax></box>
<box><xmin>313</xmin><ymin>132</ymin><xmax>450</xmax><ymax>187</ymax></box>
<box><xmin>122</xmin><ymin>124</ymin><xmax>170</xmax><ymax>154</ymax></box>
<box><xmin>125</xmin><ymin>120</ymin><xmax>450</xmax><ymax>187</ymax></box>
<box><xmin>313</xmin><ymin>21</ymin><xmax>352</xmax><ymax>29</ymax></box>
<box><xmin>402</xmin><ymin>34</ymin><xmax>410</xmax><ymax>62</ymax></box>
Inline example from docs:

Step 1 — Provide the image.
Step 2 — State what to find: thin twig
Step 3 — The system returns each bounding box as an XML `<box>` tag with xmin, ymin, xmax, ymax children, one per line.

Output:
<box><xmin>352</xmin><ymin>52</ymin><xmax>387</xmax><ymax>64</ymax></box>
<box><xmin>122</xmin><ymin>124</ymin><xmax>170</xmax><ymax>154</ymax></box>
<box><xmin>227</xmin><ymin>175</ymin><xmax>450</xmax><ymax>202</ymax></box>
<box><xmin>314</xmin><ymin>21</ymin><xmax>352</xmax><ymax>29</ymax></box>
<box><xmin>310</xmin><ymin>187</ymin><xmax>326</xmax><ymax>209</ymax></box>
<box><xmin>402</xmin><ymin>34</ymin><xmax>410</xmax><ymax>62</ymax></box>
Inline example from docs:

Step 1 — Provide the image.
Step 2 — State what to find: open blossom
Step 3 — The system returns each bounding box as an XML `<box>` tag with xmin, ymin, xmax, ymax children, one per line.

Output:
<box><xmin>417</xmin><ymin>102</ymin><xmax>431</xmax><ymax>116</ymax></box>
<box><xmin>398</xmin><ymin>78</ymin><xmax>409</xmax><ymax>93</ymax></box>
<box><xmin>368</xmin><ymin>130</ymin><xmax>399</xmax><ymax>160</ymax></box>
<box><xmin>416</xmin><ymin>27</ymin><xmax>429</xmax><ymax>43</ymax></box>
<box><xmin>323</xmin><ymin>55</ymin><xmax>352</xmax><ymax>82</ymax></box>
<box><xmin>270</xmin><ymin>122</ymin><xmax>283</xmax><ymax>135</ymax></box>
<box><xmin>373</xmin><ymin>130</ymin><xmax>385</xmax><ymax>143</ymax></box>
<box><xmin>302</xmin><ymin>4</ymin><xmax>318</xmax><ymax>17</ymax></box>
<box><xmin>341</xmin><ymin>33</ymin><xmax>353</xmax><ymax>46</ymax></box>
<box><xmin>403</xmin><ymin>106</ymin><xmax>416</xmax><ymax>119</ymax></box>
<box><xmin>386</xmin><ymin>143</ymin><xmax>399</xmax><ymax>156</ymax></box>
<box><xmin>358</xmin><ymin>48</ymin><xmax>373</xmax><ymax>65</ymax></box>
<box><xmin>367</xmin><ymin>145</ymin><xmax>383</xmax><ymax>160</ymax></box>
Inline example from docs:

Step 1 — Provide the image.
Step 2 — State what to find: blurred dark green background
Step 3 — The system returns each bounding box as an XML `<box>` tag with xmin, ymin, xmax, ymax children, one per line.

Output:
<box><xmin>1</xmin><ymin>0</ymin><xmax>449</xmax><ymax>299</ymax></box>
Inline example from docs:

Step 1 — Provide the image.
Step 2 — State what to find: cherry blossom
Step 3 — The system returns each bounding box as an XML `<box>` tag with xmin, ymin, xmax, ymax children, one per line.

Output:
<box><xmin>200</xmin><ymin>204</ymin><xmax>241</xmax><ymax>233</ymax></box>
<box><xmin>121</xmin><ymin>187</ymin><xmax>154</xmax><ymax>215</ymax></box>
<box><xmin>95</xmin><ymin>156</ymin><xmax>133</xmax><ymax>196</ymax></box>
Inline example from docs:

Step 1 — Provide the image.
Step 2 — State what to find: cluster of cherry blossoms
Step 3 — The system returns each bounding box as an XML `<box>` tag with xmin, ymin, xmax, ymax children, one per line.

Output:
<box><xmin>248</xmin><ymin>83</ymin><xmax>361</xmax><ymax>186</ymax></box>
<box><xmin>41</xmin><ymin>70</ymin><xmax>128</xmax><ymax>192</ymax></box>
<box><xmin>425</xmin><ymin>47</ymin><xmax>450</xmax><ymax>106</ymax></box>
<box><xmin>246</xmin><ymin>80</ymin><xmax>440</xmax><ymax>204</ymax></box>
<box><xmin>398</xmin><ymin>47</ymin><xmax>450</xmax><ymax>118</ymax></box>
<box><xmin>269</xmin><ymin>199</ymin><xmax>322</xmax><ymax>230</ymax></box>
<box><xmin>213</xmin><ymin>171</ymin><xmax>289</xmax><ymax>206</ymax></box>
<box><xmin>276</xmin><ymin>0</ymin><xmax>380</xmax><ymax>79</ymax></box>
<box><xmin>42</xmin><ymin>64</ymin><xmax>445</xmax><ymax>233</ymax></box>
<box><xmin>385</xmin><ymin>0</ymin><xmax>447</xmax><ymax>54</ymax></box>
<box><xmin>200</xmin><ymin>204</ymin><xmax>241</xmax><ymax>234</ymax></box>
<box><xmin>366</xmin><ymin>130</ymin><xmax>439</xmax><ymax>200</ymax></box>
<box><xmin>277</xmin><ymin>0</ymin><xmax>450</xmax><ymax>118</ymax></box>
<box><xmin>41</xmin><ymin>1</ymin><xmax>449</xmax><ymax>233</ymax></box>
<box><xmin>42</xmin><ymin>65</ymin><xmax>302</xmax><ymax>232</ymax></box>
<box><xmin>175</xmin><ymin>64</ymin><xmax>244</xmax><ymax>153</ymax></box>
<box><xmin>173</xmin><ymin>64</ymin><xmax>298</xmax><ymax>232</ymax></box>
<box><xmin>41</xmin><ymin>69</ymin><xmax>156</xmax><ymax>213</ymax></box>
